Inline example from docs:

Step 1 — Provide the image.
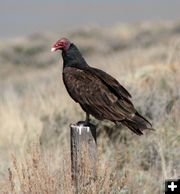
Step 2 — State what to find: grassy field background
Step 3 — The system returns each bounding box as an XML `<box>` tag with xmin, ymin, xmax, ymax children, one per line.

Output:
<box><xmin>0</xmin><ymin>21</ymin><xmax>179</xmax><ymax>193</ymax></box>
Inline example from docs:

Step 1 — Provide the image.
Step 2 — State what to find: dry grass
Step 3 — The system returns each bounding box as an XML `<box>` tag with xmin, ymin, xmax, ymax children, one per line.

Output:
<box><xmin>0</xmin><ymin>21</ymin><xmax>179</xmax><ymax>193</ymax></box>
<box><xmin>0</xmin><ymin>143</ymin><xmax>126</xmax><ymax>194</ymax></box>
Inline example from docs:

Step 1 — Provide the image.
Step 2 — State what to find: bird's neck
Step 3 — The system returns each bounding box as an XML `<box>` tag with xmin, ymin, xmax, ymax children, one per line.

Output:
<box><xmin>62</xmin><ymin>44</ymin><xmax>89</xmax><ymax>69</ymax></box>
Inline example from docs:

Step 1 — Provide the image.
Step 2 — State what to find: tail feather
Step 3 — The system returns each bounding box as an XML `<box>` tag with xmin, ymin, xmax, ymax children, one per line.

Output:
<box><xmin>121</xmin><ymin>112</ymin><xmax>153</xmax><ymax>135</ymax></box>
<box><xmin>135</xmin><ymin>111</ymin><xmax>152</xmax><ymax>126</ymax></box>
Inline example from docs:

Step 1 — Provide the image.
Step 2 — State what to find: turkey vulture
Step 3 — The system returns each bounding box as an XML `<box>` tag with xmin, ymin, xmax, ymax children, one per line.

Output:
<box><xmin>51</xmin><ymin>37</ymin><xmax>153</xmax><ymax>135</ymax></box>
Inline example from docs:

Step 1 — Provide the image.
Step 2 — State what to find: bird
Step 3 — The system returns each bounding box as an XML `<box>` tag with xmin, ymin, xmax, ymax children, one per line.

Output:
<box><xmin>51</xmin><ymin>37</ymin><xmax>153</xmax><ymax>135</ymax></box>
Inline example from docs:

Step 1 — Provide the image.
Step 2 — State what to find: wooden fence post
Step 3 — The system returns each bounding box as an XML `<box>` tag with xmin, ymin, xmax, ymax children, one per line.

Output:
<box><xmin>70</xmin><ymin>121</ymin><xmax>97</xmax><ymax>193</ymax></box>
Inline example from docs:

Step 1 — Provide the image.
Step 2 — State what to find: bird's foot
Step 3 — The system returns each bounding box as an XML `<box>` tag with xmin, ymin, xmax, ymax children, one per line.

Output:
<box><xmin>77</xmin><ymin>119</ymin><xmax>91</xmax><ymax>126</ymax></box>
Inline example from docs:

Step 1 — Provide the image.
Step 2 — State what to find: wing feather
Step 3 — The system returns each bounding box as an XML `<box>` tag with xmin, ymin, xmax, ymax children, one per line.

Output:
<box><xmin>63</xmin><ymin>67</ymin><xmax>135</xmax><ymax>121</ymax></box>
<box><xmin>89</xmin><ymin>68</ymin><xmax>132</xmax><ymax>99</ymax></box>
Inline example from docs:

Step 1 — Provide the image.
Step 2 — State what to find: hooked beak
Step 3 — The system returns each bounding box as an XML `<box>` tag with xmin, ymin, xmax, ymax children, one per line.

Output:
<box><xmin>51</xmin><ymin>47</ymin><xmax>57</xmax><ymax>52</ymax></box>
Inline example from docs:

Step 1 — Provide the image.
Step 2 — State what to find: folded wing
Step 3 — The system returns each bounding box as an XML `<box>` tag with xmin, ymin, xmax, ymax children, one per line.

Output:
<box><xmin>63</xmin><ymin>67</ymin><xmax>136</xmax><ymax>121</ymax></box>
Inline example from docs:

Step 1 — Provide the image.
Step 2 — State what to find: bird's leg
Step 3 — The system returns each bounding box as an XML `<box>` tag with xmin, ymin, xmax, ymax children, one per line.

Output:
<box><xmin>84</xmin><ymin>113</ymin><xmax>90</xmax><ymax>126</ymax></box>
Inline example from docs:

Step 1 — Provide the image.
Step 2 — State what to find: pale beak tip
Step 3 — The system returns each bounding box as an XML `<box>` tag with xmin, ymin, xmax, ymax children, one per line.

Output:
<box><xmin>51</xmin><ymin>47</ymin><xmax>56</xmax><ymax>52</ymax></box>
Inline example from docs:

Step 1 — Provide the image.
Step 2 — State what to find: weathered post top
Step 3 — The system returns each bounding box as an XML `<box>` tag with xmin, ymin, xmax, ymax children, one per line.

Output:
<box><xmin>70</xmin><ymin>121</ymin><xmax>97</xmax><ymax>193</ymax></box>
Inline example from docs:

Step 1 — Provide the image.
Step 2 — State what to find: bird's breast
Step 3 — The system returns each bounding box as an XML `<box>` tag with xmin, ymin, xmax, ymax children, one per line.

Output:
<box><xmin>62</xmin><ymin>67</ymin><xmax>86</xmax><ymax>102</ymax></box>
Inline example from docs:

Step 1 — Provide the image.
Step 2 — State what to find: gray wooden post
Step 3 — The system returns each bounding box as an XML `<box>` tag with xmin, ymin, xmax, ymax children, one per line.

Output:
<box><xmin>70</xmin><ymin>122</ymin><xmax>97</xmax><ymax>193</ymax></box>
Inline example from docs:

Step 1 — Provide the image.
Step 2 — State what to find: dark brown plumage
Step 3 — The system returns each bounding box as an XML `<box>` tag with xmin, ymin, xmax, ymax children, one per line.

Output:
<box><xmin>51</xmin><ymin>37</ymin><xmax>153</xmax><ymax>135</ymax></box>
